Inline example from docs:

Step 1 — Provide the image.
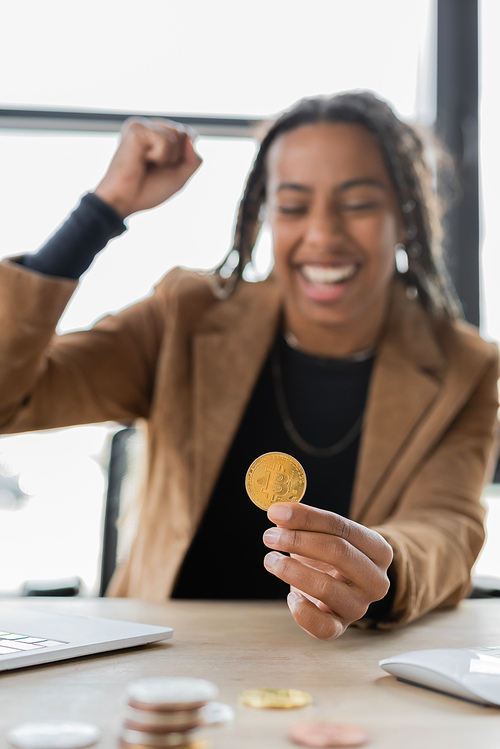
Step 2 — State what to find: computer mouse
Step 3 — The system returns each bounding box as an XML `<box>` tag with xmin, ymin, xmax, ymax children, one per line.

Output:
<box><xmin>379</xmin><ymin>647</ymin><xmax>500</xmax><ymax>706</ymax></box>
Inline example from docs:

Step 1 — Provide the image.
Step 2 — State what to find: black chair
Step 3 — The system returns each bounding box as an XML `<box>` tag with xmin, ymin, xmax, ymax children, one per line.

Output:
<box><xmin>469</xmin><ymin>575</ymin><xmax>500</xmax><ymax>598</ymax></box>
<box><xmin>23</xmin><ymin>424</ymin><xmax>143</xmax><ymax>597</ymax></box>
<box><xmin>22</xmin><ymin>576</ymin><xmax>82</xmax><ymax>596</ymax></box>
<box><xmin>99</xmin><ymin>425</ymin><xmax>143</xmax><ymax>596</ymax></box>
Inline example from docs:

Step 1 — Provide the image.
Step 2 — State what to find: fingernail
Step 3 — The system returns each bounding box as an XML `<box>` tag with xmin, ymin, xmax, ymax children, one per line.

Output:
<box><xmin>263</xmin><ymin>528</ymin><xmax>281</xmax><ymax>545</ymax></box>
<box><xmin>264</xmin><ymin>552</ymin><xmax>281</xmax><ymax>569</ymax></box>
<box><xmin>186</xmin><ymin>125</ymin><xmax>199</xmax><ymax>140</ymax></box>
<box><xmin>268</xmin><ymin>504</ymin><xmax>292</xmax><ymax>522</ymax></box>
<box><xmin>288</xmin><ymin>591</ymin><xmax>304</xmax><ymax>608</ymax></box>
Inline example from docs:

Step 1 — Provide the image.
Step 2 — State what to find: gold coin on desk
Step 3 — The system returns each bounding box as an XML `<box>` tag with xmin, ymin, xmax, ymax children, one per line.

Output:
<box><xmin>245</xmin><ymin>452</ymin><xmax>307</xmax><ymax>511</ymax></box>
<box><xmin>238</xmin><ymin>688</ymin><xmax>312</xmax><ymax>709</ymax></box>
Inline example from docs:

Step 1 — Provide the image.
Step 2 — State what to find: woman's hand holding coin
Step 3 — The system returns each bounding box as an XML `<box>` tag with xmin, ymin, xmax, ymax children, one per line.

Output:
<box><xmin>263</xmin><ymin>503</ymin><xmax>393</xmax><ymax>640</ymax></box>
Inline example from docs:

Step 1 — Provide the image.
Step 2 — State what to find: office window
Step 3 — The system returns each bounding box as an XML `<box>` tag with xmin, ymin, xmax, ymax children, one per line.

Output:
<box><xmin>1</xmin><ymin>0</ymin><xmax>433</xmax><ymax>118</ymax></box>
<box><xmin>479</xmin><ymin>0</ymin><xmax>500</xmax><ymax>343</ymax></box>
<box><xmin>0</xmin><ymin>133</ymin><xmax>261</xmax><ymax>331</ymax></box>
<box><xmin>473</xmin><ymin>0</ymin><xmax>500</xmax><ymax>581</ymax></box>
<box><xmin>0</xmin><ymin>0</ymin><xmax>434</xmax><ymax>594</ymax></box>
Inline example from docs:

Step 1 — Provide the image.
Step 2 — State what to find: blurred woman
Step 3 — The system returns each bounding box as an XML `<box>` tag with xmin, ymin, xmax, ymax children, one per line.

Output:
<box><xmin>0</xmin><ymin>92</ymin><xmax>497</xmax><ymax>640</ymax></box>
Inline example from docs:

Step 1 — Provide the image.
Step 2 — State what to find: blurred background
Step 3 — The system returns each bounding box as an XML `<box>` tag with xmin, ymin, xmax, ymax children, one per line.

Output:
<box><xmin>0</xmin><ymin>0</ymin><xmax>498</xmax><ymax>595</ymax></box>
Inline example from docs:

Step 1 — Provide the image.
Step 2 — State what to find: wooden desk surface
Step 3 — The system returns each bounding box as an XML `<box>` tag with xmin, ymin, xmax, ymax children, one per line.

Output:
<box><xmin>1</xmin><ymin>598</ymin><xmax>500</xmax><ymax>748</ymax></box>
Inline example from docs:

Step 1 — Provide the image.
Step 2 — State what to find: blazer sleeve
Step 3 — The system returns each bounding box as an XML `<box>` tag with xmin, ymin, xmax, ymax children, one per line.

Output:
<box><xmin>0</xmin><ymin>258</ymin><xmax>168</xmax><ymax>432</ymax></box>
<box><xmin>367</xmin><ymin>348</ymin><xmax>500</xmax><ymax>629</ymax></box>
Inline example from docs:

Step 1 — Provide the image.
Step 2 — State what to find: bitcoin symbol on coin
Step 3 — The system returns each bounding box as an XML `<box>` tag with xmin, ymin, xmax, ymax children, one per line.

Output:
<box><xmin>245</xmin><ymin>452</ymin><xmax>306</xmax><ymax>511</ymax></box>
<box><xmin>260</xmin><ymin>465</ymin><xmax>291</xmax><ymax>502</ymax></box>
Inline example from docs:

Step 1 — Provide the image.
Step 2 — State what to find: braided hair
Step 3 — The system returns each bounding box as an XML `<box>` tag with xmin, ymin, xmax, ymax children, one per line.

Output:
<box><xmin>211</xmin><ymin>91</ymin><xmax>461</xmax><ymax>319</ymax></box>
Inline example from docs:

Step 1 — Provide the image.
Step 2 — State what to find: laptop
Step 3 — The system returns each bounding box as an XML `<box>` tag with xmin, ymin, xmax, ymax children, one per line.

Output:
<box><xmin>0</xmin><ymin>602</ymin><xmax>173</xmax><ymax>672</ymax></box>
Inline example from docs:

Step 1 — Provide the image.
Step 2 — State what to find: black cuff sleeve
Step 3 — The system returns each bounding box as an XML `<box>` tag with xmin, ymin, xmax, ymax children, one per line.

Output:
<box><xmin>20</xmin><ymin>192</ymin><xmax>127</xmax><ymax>279</ymax></box>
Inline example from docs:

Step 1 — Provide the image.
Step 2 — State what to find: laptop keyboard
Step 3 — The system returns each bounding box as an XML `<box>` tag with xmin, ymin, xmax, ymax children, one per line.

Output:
<box><xmin>0</xmin><ymin>631</ymin><xmax>66</xmax><ymax>654</ymax></box>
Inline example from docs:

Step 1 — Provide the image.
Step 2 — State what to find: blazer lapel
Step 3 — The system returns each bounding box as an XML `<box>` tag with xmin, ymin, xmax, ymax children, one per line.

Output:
<box><xmin>351</xmin><ymin>283</ymin><xmax>447</xmax><ymax>522</ymax></box>
<box><xmin>191</xmin><ymin>278</ymin><xmax>282</xmax><ymax>524</ymax></box>
<box><xmin>189</xmin><ymin>277</ymin><xmax>481</xmax><ymax>530</ymax></box>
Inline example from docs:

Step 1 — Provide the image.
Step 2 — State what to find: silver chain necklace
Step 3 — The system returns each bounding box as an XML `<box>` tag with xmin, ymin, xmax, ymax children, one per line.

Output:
<box><xmin>271</xmin><ymin>341</ymin><xmax>367</xmax><ymax>459</ymax></box>
<box><xmin>283</xmin><ymin>331</ymin><xmax>375</xmax><ymax>362</ymax></box>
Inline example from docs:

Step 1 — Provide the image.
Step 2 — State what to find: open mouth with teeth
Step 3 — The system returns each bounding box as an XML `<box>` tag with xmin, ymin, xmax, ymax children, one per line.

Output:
<box><xmin>300</xmin><ymin>264</ymin><xmax>358</xmax><ymax>284</ymax></box>
<box><xmin>295</xmin><ymin>263</ymin><xmax>359</xmax><ymax>302</ymax></box>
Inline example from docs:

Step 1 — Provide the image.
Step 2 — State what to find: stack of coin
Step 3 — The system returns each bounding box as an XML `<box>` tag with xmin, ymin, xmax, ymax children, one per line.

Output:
<box><xmin>120</xmin><ymin>677</ymin><xmax>219</xmax><ymax>749</ymax></box>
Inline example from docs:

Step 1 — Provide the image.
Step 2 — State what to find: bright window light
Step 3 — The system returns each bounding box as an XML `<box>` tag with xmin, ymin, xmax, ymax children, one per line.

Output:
<box><xmin>1</xmin><ymin>0</ymin><xmax>433</xmax><ymax>119</ymax></box>
<box><xmin>479</xmin><ymin>0</ymin><xmax>500</xmax><ymax>343</ymax></box>
<box><xmin>0</xmin><ymin>0</ymin><xmax>434</xmax><ymax>594</ymax></box>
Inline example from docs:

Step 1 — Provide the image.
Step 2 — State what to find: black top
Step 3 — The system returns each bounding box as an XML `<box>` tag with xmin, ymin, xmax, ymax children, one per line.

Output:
<box><xmin>23</xmin><ymin>194</ymin><xmax>394</xmax><ymax>620</ymax></box>
<box><xmin>172</xmin><ymin>337</ymin><xmax>374</xmax><ymax>600</ymax></box>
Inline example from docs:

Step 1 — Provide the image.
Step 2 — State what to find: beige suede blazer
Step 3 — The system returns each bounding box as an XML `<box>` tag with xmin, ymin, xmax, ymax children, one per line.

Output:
<box><xmin>0</xmin><ymin>259</ymin><xmax>498</xmax><ymax>628</ymax></box>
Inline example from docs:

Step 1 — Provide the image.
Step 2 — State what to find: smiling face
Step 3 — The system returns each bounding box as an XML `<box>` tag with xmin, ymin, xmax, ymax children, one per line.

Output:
<box><xmin>266</xmin><ymin>122</ymin><xmax>405</xmax><ymax>356</ymax></box>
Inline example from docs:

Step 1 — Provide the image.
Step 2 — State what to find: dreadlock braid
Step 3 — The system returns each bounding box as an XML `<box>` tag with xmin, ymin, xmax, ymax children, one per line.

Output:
<box><xmin>211</xmin><ymin>91</ymin><xmax>460</xmax><ymax>319</ymax></box>
<box><xmin>210</xmin><ymin>128</ymin><xmax>274</xmax><ymax>299</ymax></box>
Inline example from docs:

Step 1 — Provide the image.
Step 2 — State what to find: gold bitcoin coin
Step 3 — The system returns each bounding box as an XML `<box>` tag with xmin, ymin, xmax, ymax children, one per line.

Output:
<box><xmin>245</xmin><ymin>452</ymin><xmax>306</xmax><ymax>511</ymax></box>
<box><xmin>238</xmin><ymin>688</ymin><xmax>312</xmax><ymax>710</ymax></box>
